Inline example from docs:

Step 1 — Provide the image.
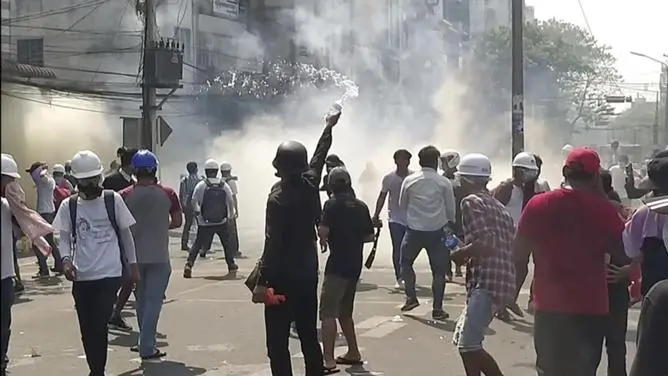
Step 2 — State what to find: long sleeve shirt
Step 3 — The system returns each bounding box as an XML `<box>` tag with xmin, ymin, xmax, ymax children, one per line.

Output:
<box><xmin>399</xmin><ymin>167</ymin><xmax>456</xmax><ymax>232</ymax></box>
<box><xmin>260</xmin><ymin>125</ymin><xmax>333</xmax><ymax>282</ymax></box>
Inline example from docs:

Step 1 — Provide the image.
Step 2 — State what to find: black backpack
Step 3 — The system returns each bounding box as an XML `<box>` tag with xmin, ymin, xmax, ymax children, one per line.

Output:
<box><xmin>68</xmin><ymin>190</ymin><xmax>126</xmax><ymax>267</ymax></box>
<box><xmin>200</xmin><ymin>180</ymin><xmax>229</xmax><ymax>224</ymax></box>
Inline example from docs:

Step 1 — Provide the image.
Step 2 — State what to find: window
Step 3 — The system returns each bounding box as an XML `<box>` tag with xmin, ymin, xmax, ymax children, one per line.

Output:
<box><xmin>17</xmin><ymin>38</ymin><xmax>44</xmax><ymax>66</ymax></box>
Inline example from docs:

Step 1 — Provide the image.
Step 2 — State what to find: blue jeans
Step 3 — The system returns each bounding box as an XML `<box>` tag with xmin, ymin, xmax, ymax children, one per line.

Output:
<box><xmin>135</xmin><ymin>263</ymin><xmax>171</xmax><ymax>357</ymax></box>
<box><xmin>452</xmin><ymin>289</ymin><xmax>494</xmax><ymax>352</ymax></box>
<box><xmin>389</xmin><ymin>222</ymin><xmax>407</xmax><ymax>281</ymax></box>
<box><xmin>401</xmin><ymin>228</ymin><xmax>449</xmax><ymax>310</ymax></box>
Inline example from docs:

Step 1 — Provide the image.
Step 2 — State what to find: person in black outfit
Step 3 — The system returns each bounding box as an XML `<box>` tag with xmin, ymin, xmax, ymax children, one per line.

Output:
<box><xmin>600</xmin><ymin>169</ymin><xmax>631</xmax><ymax>376</ymax></box>
<box><xmin>630</xmin><ymin>279</ymin><xmax>668</xmax><ymax>376</ymax></box>
<box><xmin>320</xmin><ymin>154</ymin><xmax>345</xmax><ymax>198</ymax></box>
<box><xmin>258</xmin><ymin>111</ymin><xmax>340</xmax><ymax>376</ymax></box>
<box><xmin>103</xmin><ymin>147</ymin><xmax>137</xmax><ymax>331</ymax></box>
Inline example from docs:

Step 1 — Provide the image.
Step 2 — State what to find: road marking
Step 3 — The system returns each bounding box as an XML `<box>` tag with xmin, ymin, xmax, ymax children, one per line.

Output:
<box><xmin>356</xmin><ymin>316</ymin><xmax>393</xmax><ymax>329</ymax></box>
<box><xmin>360</xmin><ymin>322</ymin><xmax>407</xmax><ymax>338</ymax></box>
<box><xmin>181</xmin><ymin>298</ymin><xmax>466</xmax><ymax>308</ymax></box>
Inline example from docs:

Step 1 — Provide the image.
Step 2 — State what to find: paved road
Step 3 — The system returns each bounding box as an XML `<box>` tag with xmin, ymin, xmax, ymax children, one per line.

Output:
<box><xmin>8</xmin><ymin>235</ymin><xmax>640</xmax><ymax>376</ymax></box>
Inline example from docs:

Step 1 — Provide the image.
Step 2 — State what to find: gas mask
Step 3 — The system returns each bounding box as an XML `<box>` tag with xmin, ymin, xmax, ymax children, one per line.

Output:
<box><xmin>77</xmin><ymin>176</ymin><xmax>103</xmax><ymax>199</ymax></box>
<box><xmin>521</xmin><ymin>169</ymin><xmax>539</xmax><ymax>183</ymax></box>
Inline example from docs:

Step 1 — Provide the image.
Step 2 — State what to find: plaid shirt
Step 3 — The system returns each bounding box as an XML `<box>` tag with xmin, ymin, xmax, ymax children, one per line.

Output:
<box><xmin>179</xmin><ymin>174</ymin><xmax>202</xmax><ymax>209</ymax></box>
<box><xmin>461</xmin><ymin>190</ymin><xmax>516</xmax><ymax>309</ymax></box>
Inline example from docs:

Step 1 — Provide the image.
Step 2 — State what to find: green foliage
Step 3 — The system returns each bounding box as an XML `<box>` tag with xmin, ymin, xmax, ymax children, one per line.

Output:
<box><xmin>466</xmin><ymin>19</ymin><xmax>621</xmax><ymax>131</ymax></box>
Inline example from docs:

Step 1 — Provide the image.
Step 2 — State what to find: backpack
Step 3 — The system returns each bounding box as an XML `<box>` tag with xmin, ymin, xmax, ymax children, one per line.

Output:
<box><xmin>54</xmin><ymin>186</ymin><xmax>71</xmax><ymax>209</ymax></box>
<box><xmin>200</xmin><ymin>180</ymin><xmax>229</xmax><ymax>224</ymax></box>
<box><xmin>68</xmin><ymin>190</ymin><xmax>126</xmax><ymax>267</ymax></box>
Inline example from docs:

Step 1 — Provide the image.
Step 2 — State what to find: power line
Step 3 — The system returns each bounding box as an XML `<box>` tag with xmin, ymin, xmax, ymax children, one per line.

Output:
<box><xmin>8</xmin><ymin>24</ymin><xmax>141</xmax><ymax>35</ymax></box>
<box><xmin>575</xmin><ymin>0</ymin><xmax>593</xmax><ymax>35</ymax></box>
<box><xmin>1</xmin><ymin>0</ymin><xmax>109</xmax><ymax>25</ymax></box>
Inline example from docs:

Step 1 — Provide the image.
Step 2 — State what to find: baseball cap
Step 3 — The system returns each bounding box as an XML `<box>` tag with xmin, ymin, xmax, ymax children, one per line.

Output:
<box><xmin>25</xmin><ymin>161</ymin><xmax>46</xmax><ymax>173</ymax></box>
<box><xmin>564</xmin><ymin>147</ymin><xmax>600</xmax><ymax>174</ymax></box>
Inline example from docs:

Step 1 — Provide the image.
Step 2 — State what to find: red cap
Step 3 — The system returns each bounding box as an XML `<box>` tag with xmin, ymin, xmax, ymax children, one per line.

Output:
<box><xmin>565</xmin><ymin>147</ymin><xmax>600</xmax><ymax>174</ymax></box>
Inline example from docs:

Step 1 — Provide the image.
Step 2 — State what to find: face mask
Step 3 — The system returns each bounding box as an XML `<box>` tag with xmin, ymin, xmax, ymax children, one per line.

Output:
<box><xmin>522</xmin><ymin>170</ymin><xmax>538</xmax><ymax>183</ymax></box>
<box><xmin>77</xmin><ymin>177</ymin><xmax>103</xmax><ymax>199</ymax></box>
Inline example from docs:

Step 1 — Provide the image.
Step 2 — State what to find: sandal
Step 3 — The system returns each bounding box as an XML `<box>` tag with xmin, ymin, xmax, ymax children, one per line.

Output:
<box><xmin>323</xmin><ymin>366</ymin><xmax>340</xmax><ymax>375</ymax></box>
<box><xmin>140</xmin><ymin>350</ymin><xmax>166</xmax><ymax>360</ymax></box>
<box><xmin>335</xmin><ymin>356</ymin><xmax>364</xmax><ymax>366</ymax></box>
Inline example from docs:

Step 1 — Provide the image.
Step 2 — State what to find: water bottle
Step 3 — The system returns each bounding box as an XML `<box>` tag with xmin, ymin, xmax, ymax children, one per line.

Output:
<box><xmin>327</xmin><ymin>100</ymin><xmax>343</xmax><ymax>118</ymax></box>
<box><xmin>443</xmin><ymin>228</ymin><xmax>460</xmax><ymax>251</ymax></box>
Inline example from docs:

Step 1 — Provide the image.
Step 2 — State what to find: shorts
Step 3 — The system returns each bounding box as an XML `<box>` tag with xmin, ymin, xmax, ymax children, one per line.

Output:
<box><xmin>452</xmin><ymin>288</ymin><xmax>494</xmax><ymax>352</ymax></box>
<box><xmin>319</xmin><ymin>274</ymin><xmax>357</xmax><ymax>320</ymax></box>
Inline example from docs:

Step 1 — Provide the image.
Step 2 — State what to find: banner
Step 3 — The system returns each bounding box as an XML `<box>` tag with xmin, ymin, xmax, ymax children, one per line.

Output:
<box><xmin>213</xmin><ymin>0</ymin><xmax>239</xmax><ymax>19</ymax></box>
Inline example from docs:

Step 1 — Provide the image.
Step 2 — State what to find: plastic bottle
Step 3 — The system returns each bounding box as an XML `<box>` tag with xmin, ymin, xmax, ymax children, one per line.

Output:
<box><xmin>443</xmin><ymin>228</ymin><xmax>460</xmax><ymax>251</ymax></box>
<box><xmin>327</xmin><ymin>100</ymin><xmax>343</xmax><ymax>118</ymax></box>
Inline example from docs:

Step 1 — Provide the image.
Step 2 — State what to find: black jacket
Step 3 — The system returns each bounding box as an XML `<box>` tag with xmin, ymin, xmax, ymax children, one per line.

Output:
<box><xmin>102</xmin><ymin>171</ymin><xmax>133</xmax><ymax>192</ymax></box>
<box><xmin>260</xmin><ymin>125</ymin><xmax>333</xmax><ymax>282</ymax></box>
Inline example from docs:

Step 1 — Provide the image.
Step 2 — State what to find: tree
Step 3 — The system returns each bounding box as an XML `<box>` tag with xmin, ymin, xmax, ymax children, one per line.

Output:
<box><xmin>464</xmin><ymin>19</ymin><xmax>621</xmax><ymax>139</ymax></box>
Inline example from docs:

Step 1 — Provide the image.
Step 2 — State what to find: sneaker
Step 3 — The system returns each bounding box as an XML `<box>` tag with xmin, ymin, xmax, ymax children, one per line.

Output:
<box><xmin>432</xmin><ymin>309</ymin><xmax>449</xmax><ymax>321</ymax></box>
<box><xmin>181</xmin><ymin>245</ymin><xmax>189</xmax><ymax>251</ymax></box>
<box><xmin>14</xmin><ymin>281</ymin><xmax>25</xmax><ymax>295</ymax></box>
<box><xmin>109</xmin><ymin>315</ymin><xmax>132</xmax><ymax>331</ymax></box>
<box><xmin>394</xmin><ymin>280</ymin><xmax>404</xmax><ymax>289</ymax></box>
<box><xmin>199</xmin><ymin>252</ymin><xmax>207</xmax><ymax>258</ymax></box>
<box><xmin>183</xmin><ymin>265</ymin><xmax>192</xmax><ymax>279</ymax></box>
<box><xmin>400</xmin><ymin>299</ymin><xmax>420</xmax><ymax>312</ymax></box>
<box><xmin>32</xmin><ymin>271</ymin><xmax>49</xmax><ymax>279</ymax></box>
<box><xmin>228</xmin><ymin>263</ymin><xmax>239</xmax><ymax>273</ymax></box>
<box><xmin>445</xmin><ymin>272</ymin><xmax>453</xmax><ymax>282</ymax></box>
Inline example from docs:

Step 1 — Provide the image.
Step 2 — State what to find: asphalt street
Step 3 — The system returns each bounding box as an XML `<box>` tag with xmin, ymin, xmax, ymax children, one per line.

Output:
<box><xmin>7</xmin><ymin>230</ymin><xmax>640</xmax><ymax>376</ymax></box>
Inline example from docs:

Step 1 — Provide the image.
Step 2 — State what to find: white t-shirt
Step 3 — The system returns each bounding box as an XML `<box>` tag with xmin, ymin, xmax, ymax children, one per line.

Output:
<box><xmin>227</xmin><ymin>180</ymin><xmax>238</xmax><ymax>196</ymax></box>
<box><xmin>1</xmin><ymin>198</ymin><xmax>15</xmax><ymax>280</ymax></box>
<box><xmin>53</xmin><ymin>193</ymin><xmax>136</xmax><ymax>281</ymax></box>
<box><xmin>506</xmin><ymin>185</ymin><xmax>524</xmax><ymax>226</ymax></box>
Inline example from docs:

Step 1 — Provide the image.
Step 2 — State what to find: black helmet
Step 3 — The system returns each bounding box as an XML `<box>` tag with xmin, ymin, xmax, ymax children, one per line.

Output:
<box><xmin>273</xmin><ymin>141</ymin><xmax>308</xmax><ymax>176</ymax></box>
<box><xmin>328</xmin><ymin>166</ymin><xmax>351</xmax><ymax>186</ymax></box>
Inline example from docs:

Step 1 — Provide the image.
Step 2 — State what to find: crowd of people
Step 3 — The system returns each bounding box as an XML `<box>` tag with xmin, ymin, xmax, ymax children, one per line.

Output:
<box><xmin>1</xmin><ymin>112</ymin><xmax>668</xmax><ymax>376</ymax></box>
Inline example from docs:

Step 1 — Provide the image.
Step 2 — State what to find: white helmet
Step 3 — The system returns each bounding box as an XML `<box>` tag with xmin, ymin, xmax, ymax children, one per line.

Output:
<box><xmin>562</xmin><ymin>144</ymin><xmax>574</xmax><ymax>155</ymax></box>
<box><xmin>70</xmin><ymin>150</ymin><xmax>104</xmax><ymax>179</ymax></box>
<box><xmin>203</xmin><ymin>159</ymin><xmax>220</xmax><ymax>170</ymax></box>
<box><xmin>457</xmin><ymin>153</ymin><xmax>492</xmax><ymax>177</ymax></box>
<box><xmin>220</xmin><ymin>161</ymin><xmax>232</xmax><ymax>171</ymax></box>
<box><xmin>52</xmin><ymin>164</ymin><xmax>66</xmax><ymax>174</ymax></box>
<box><xmin>1</xmin><ymin>153</ymin><xmax>21</xmax><ymax>178</ymax></box>
<box><xmin>440</xmin><ymin>150</ymin><xmax>460</xmax><ymax>170</ymax></box>
<box><xmin>512</xmin><ymin>152</ymin><xmax>538</xmax><ymax>170</ymax></box>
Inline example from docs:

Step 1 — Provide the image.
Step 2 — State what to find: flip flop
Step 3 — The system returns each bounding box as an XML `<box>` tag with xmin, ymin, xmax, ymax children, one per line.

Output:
<box><xmin>324</xmin><ymin>366</ymin><xmax>340</xmax><ymax>375</ymax></box>
<box><xmin>335</xmin><ymin>356</ymin><xmax>364</xmax><ymax>366</ymax></box>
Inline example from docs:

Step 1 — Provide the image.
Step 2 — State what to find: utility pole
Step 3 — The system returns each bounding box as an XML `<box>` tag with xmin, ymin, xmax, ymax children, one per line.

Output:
<box><xmin>654</xmin><ymin>91</ymin><xmax>660</xmax><ymax>146</ymax></box>
<box><xmin>141</xmin><ymin>0</ymin><xmax>157</xmax><ymax>151</ymax></box>
<box><xmin>510</xmin><ymin>0</ymin><xmax>524</xmax><ymax>158</ymax></box>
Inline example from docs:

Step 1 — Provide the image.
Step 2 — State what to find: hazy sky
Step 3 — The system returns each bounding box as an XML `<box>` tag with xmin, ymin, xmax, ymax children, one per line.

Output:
<box><xmin>527</xmin><ymin>0</ymin><xmax>667</xmax><ymax>93</ymax></box>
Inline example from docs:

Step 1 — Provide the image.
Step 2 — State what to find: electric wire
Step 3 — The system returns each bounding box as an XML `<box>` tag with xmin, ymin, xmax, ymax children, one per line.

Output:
<box><xmin>1</xmin><ymin>0</ymin><xmax>109</xmax><ymax>25</ymax></box>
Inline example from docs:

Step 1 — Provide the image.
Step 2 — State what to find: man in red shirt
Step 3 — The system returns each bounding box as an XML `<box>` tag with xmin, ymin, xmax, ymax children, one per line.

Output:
<box><xmin>514</xmin><ymin>147</ymin><xmax>629</xmax><ymax>376</ymax></box>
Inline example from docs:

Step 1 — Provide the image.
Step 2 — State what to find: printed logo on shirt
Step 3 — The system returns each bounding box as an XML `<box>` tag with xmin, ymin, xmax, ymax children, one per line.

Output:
<box><xmin>76</xmin><ymin>217</ymin><xmax>113</xmax><ymax>244</ymax></box>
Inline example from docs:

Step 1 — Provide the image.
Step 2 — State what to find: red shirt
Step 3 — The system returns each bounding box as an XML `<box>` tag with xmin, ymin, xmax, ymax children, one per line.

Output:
<box><xmin>516</xmin><ymin>188</ymin><xmax>624</xmax><ymax>315</ymax></box>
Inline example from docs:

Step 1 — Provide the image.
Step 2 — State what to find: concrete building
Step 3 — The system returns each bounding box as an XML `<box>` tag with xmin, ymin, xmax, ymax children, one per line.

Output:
<box><xmin>469</xmin><ymin>0</ymin><xmax>534</xmax><ymax>37</ymax></box>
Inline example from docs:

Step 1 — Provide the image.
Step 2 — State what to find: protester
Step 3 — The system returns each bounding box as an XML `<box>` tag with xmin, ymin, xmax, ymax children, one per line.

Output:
<box><xmin>450</xmin><ymin>153</ymin><xmax>515</xmax><ymax>376</ymax></box>
<box><xmin>183</xmin><ymin>159</ymin><xmax>237</xmax><ymax>277</ymax></box>
<box><xmin>321</xmin><ymin>154</ymin><xmax>345</xmax><ymax>197</ymax></box>
<box><xmin>318</xmin><ymin>167</ymin><xmax>374</xmax><ymax>373</ymax></box>
<box><xmin>609</xmin><ymin>155</ymin><xmax>630</xmax><ymax>202</ymax></box>
<box><xmin>493</xmin><ymin>152</ymin><xmax>549</xmax><ymax>318</ymax></box>
<box><xmin>600</xmin><ymin>168</ymin><xmax>633</xmax><ymax>376</ymax></box>
<box><xmin>220</xmin><ymin>162</ymin><xmax>242</xmax><ymax>258</ymax></box>
<box><xmin>372</xmin><ymin>149</ymin><xmax>413</xmax><ymax>289</ymax></box>
<box><xmin>104</xmin><ymin>147</ymin><xmax>138</xmax><ymax>331</ymax></box>
<box><xmin>257</xmin><ymin>111</ymin><xmax>339</xmax><ymax>376</ymax></box>
<box><xmin>629</xmin><ymin>279</ymin><xmax>668</xmax><ymax>376</ymax></box>
<box><xmin>25</xmin><ymin>161</ymin><xmax>63</xmax><ymax>277</ymax></box>
<box><xmin>121</xmin><ymin>150</ymin><xmax>182</xmax><ymax>360</ymax></box>
<box><xmin>440</xmin><ymin>149</ymin><xmax>464</xmax><ymax>279</ymax></box>
<box><xmin>52</xmin><ymin>164</ymin><xmax>74</xmax><ymax>191</ymax></box>
<box><xmin>53</xmin><ymin>150</ymin><xmax>139</xmax><ymax>376</ymax></box>
<box><xmin>358</xmin><ymin>161</ymin><xmax>378</xmax><ymax>205</ymax></box>
<box><xmin>179</xmin><ymin>161</ymin><xmax>201</xmax><ymax>251</ymax></box>
<box><xmin>398</xmin><ymin>145</ymin><xmax>456</xmax><ymax>320</ymax></box>
<box><xmin>622</xmin><ymin>156</ymin><xmax>668</xmax><ymax>295</ymax></box>
<box><xmin>514</xmin><ymin>147</ymin><xmax>629</xmax><ymax>376</ymax></box>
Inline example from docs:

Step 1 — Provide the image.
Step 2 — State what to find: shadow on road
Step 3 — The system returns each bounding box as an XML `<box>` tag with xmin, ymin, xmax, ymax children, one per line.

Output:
<box><xmin>117</xmin><ymin>360</ymin><xmax>207</xmax><ymax>376</ymax></box>
<box><xmin>202</xmin><ymin>272</ymin><xmax>244</xmax><ymax>282</ymax></box>
<box><xmin>356</xmin><ymin>282</ymin><xmax>378</xmax><ymax>293</ymax></box>
<box><xmin>402</xmin><ymin>314</ymin><xmax>458</xmax><ymax>332</ymax></box>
